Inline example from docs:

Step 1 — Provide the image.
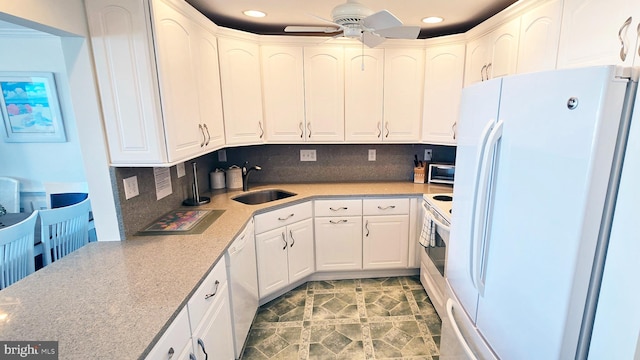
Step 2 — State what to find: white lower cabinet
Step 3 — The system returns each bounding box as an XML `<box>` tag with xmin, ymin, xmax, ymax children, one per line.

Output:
<box><xmin>145</xmin><ymin>307</ymin><xmax>194</xmax><ymax>360</ymax></box>
<box><xmin>315</xmin><ymin>216</ymin><xmax>363</xmax><ymax>271</ymax></box>
<box><xmin>362</xmin><ymin>198</ymin><xmax>410</xmax><ymax>270</ymax></box>
<box><xmin>255</xmin><ymin>203</ymin><xmax>314</xmax><ymax>299</ymax></box>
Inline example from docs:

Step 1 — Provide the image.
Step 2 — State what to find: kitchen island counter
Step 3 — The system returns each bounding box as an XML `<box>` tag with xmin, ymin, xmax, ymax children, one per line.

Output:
<box><xmin>0</xmin><ymin>182</ymin><xmax>451</xmax><ymax>359</ymax></box>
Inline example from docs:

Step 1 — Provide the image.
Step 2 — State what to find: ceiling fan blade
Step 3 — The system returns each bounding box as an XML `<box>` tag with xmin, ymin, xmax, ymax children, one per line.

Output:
<box><xmin>361</xmin><ymin>10</ymin><xmax>402</xmax><ymax>31</ymax></box>
<box><xmin>285</xmin><ymin>26</ymin><xmax>341</xmax><ymax>33</ymax></box>
<box><xmin>362</xmin><ymin>31</ymin><xmax>387</xmax><ymax>48</ymax></box>
<box><xmin>375</xmin><ymin>25</ymin><xmax>420</xmax><ymax>39</ymax></box>
<box><xmin>307</xmin><ymin>13</ymin><xmax>342</xmax><ymax>27</ymax></box>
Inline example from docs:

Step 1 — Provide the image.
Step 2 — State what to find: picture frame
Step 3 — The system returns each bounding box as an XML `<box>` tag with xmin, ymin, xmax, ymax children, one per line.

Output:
<box><xmin>0</xmin><ymin>72</ymin><xmax>66</xmax><ymax>143</ymax></box>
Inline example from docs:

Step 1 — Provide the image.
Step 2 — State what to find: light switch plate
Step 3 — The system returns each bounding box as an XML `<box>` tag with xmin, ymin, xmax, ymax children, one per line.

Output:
<box><xmin>176</xmin><ymin>162</ymin><xmax>186</xmax><ymax>178</ymax></box>
<box><xmin>218</xmin><ymin>150</ymin><xmax>227</xmax><ymax>162</ymax></box>
<box><xmin>123</xmin><ymin>176</ymin><xmax>139</xmax><ymax>200</ymax></box>
<box><xmin>300</xmin><ymin>149</ymin><xmax>317</xmax><ymax>161</ymax></box>
<box><xmin>368</xmin><ymin>149</ymin><xmax>376</xmax><ymax>161</ymax></box>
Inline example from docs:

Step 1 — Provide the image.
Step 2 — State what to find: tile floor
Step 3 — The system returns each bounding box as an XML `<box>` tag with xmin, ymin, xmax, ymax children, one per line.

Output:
<box><xmin>241</xmin><ymin>276</ymin><xmax>442</xmax><ymax>359</ymax></box>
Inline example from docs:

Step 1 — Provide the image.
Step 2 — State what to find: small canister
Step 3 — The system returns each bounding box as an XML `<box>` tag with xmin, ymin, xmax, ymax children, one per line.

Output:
<box><xmin>226</xmin><ymin>165</ymin><xmax>243</xmax><ymax>189</ymax></box>
<box><xmin>210</xmin><ymin>168</ymin><xmax>226</xmax><ymax>189</ymax></box>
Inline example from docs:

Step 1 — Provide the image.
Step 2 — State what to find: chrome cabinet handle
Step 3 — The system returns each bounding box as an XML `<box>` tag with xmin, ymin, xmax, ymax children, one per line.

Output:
<box><xmin>198</xmin><ymin>124</ymin><xmax>205</xmax><ymax>147</ymax></box>
<box><xmin>384</xmin><ymin>122</ymin><xmax>390</xmax><ymax>138</ymax></box>
<box><xmin>330</xmin><ymin>207</ymin><xmax>347</xmax><ymax>211</ymax></box>
<box><xmin>281</xmin><ymin>232</ymin><xmax>287</xmax><ymax>250</ymax></box>
<box><xmin>452</xmin><ymin>121</ymin><xmax>457</xmax><ymax>140</ymax></box>
<box><xmin>289</xmin><ymin>230</ymin><xmax>295</xmax><ymax>248</ymax></box>
<box><xmin>377</xmin><ymin>205</ymin><xmax>396</xmax><ymax>210</ymax></box>
<box><xmin>376</xmin><ymin>121</ymin><xmax>382</xmax><ymax>138</ymax></box>
<box><xmin>486</xmin><ymin>63</ymin><xmax>492</xmax><ymax>79</ymax></box>
<box><xmin>203</xmin><ymin>124</ymin><xmax>211</xmax><ymax>146</ymax></box>
<box><xmin>197</xmin><ymin>338</ymin><xmax>209</xmax><ymax>360</ymax></box>
<box><xmin>307</xmin><ymin>122</ymin><xmax>312</xmax><ymax>138</ymax></box>
<box><xmin>189</xmin><ymin>354</ymin><xmax>196</xmax><ymax>360</ymax></box>
<box><xmin>480</xmin><ymin>64</ymin><xmax>487</xmax><ymax>81</ymax></box>
<box><xmin>168</xmin><ymin>347</ymin><xmax>174</xmax><ymax>359</ymax></box>
<box><xmin>365</xmin><ymin>220</ymin><xmax>370</xmax><ymax>237</ymax></box>
<box><xmin>329</xmin><ymin>219</ymin><xmax>347</xmax><ymax>224</ymax></box>
<box><xmin>278</xmin><ymin>213</ymin><xmax>295</xmax><ymax>221</ymax></box>
<box><xmin>299</xmin><ymin>122</ymin><xmax>304</xmax><ymax>138</ymax></box>
<box><xmin>619</xmin><ymin>16</ymin><xmax>633</xmax><ymax>61</ymax></box>
<box><xmin>259</xmin><ymin>121</ymin><xmax>264</xmax><ymax>138</ymax></box>
<box><xmin>204</xmin><ymin>280</ymin><xmax>220</xmax><ymax>299</ymax></box>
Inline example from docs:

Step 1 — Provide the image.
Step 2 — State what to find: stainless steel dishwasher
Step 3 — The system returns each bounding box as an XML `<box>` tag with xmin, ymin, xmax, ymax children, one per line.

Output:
<box><xmin>225</xmin><ymin>218</ymin><xmax>259</xmax><ymax>359</ymax></box>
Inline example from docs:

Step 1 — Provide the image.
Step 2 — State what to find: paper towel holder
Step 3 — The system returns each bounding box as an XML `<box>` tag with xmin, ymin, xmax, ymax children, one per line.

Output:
<box><xmin>183</xmin><ymin>162</ymin><xmax>210</xmax><ymax>206</ymax></box>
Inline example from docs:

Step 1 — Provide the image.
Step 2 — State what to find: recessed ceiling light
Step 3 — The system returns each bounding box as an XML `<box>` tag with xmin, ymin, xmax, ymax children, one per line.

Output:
<box><xmin>243</xmin><ymin>10</ymin><xmax>266</xmax><ymax>18</ymax></box>
<box><xmin>422</xmin><ymin>16</ymin><xmax>444</xmax><ymax>24</ymax></box>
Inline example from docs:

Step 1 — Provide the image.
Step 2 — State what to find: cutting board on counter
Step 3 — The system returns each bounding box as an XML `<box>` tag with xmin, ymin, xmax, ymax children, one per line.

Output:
<box><xmin>137</xmin><ymin>209</ymin><xmax>225</xmax><ymax>236</ymax></box>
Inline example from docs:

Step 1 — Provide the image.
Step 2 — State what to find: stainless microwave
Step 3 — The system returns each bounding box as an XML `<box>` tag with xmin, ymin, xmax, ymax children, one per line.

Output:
<box><xmin>428</xmin><ymin>163</ymin><xmax>455</xmax><ymax>184</ymax></box>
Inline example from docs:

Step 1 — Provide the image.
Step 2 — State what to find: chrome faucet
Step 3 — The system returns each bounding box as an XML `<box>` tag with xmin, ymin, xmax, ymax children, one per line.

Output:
<box><xmin>242</xmin><ymin>161</ymin><xmax>262</xmax><ymax>191</ymax></box>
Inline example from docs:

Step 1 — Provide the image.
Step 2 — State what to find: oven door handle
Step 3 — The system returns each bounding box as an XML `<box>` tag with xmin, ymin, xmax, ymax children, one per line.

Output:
<box><xmin>421</xmin><ymin>202</ymin><xmax>450</xmax><ymax>232</ymax></box>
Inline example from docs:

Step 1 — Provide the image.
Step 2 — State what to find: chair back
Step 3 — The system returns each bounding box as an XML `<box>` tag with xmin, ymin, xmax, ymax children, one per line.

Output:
<box><xmin>0</xmin><ymin>177</ymin><xmax>20</xmax><ymax>213</ymax></box>
<box><xmin>0</xmin><ymin>211</ymin><xmax>37</xmax><ymax>289</ymax></box>
<box><xmin>39</xmin><ymin>198</ymin><xmax>91</xmax><ymax>266</ymax></box>
<box><xmin>44</xmin><ymin>182</ymin><xmax>88</xmax><ymax>209</ymax></box>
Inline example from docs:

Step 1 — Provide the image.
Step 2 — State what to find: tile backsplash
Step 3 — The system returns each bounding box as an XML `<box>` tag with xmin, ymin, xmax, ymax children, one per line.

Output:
<box><xmin>113</xmin><ymin>144</ymin><xmax>455</xmax><ymax>238</ymax></box>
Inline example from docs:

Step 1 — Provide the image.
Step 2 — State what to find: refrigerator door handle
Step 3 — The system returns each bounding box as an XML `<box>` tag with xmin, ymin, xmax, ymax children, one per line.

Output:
<box><xmin>446</xmin><ymin>299</ymin><xmax>479</xmax><ymax>360</ymax></box>
<box><xmin>470</xmin><ymin>119</ymin><xmax>504</xmax><ymax>294</ymax></box>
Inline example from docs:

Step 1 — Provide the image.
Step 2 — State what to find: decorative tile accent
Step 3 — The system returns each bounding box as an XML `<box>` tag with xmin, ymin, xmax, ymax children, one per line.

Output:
<box><xmin>241</xmin><ymin>277</ymin><xmax>442</xmax><ymax>359</ymax></box>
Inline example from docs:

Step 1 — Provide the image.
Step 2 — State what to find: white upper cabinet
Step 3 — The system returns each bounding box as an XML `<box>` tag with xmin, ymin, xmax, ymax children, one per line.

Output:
<box><xmin>516</xmin><ymin>0</ymin><xmax>563</xmax><ymax>74</ymax></box>
<box><xmin>465</xmin><ymin>17</ymin><xmax>521</xmax><ymax>86</ymax></box>
<box><xmin>383</xmin><ymin>48</ymin><xmax>424</xmax><ymax>142</ymax></box>
<box><xmin>86</xmin><ymin>0</ymin><xmax>225</xmax><ymax>165</ymax></box>
<box><xmin>261</xmin><ymin>45</ymin><xmax>306</xmax><ymax>142</ymax></box>
<box><xmin>557</xmin><ymin>0</ymin><xmax>640</xmax><ymax>68</ymax></box>
<box><xmin>422</xmin><ymin>41</ymin><xmax>465</xmax><ymax>145</ymax></box>
<box><xmin>304</xmin><ymin>46</ymin><xmax>345</xmax><ymax>142</ymax></box>
<box><xmin>344</xmin><ymin>47</ymin><xmax>385</xmax><ymax>142</ymax></box>
<box><xmin>218</xmin><ymin>36</ymin><xmax>265</xmax><ymax>145</ymax></box>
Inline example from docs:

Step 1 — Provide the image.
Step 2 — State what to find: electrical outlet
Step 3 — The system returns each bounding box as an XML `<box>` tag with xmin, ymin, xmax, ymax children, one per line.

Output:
<box><xmin>218</xmin><ymin>149</ymin><xmax>227</xmax><ymax>162</ymax></box>
<box><xmin>425</xmin><ymin>149</ymin><xmax>433</xmax><ymax>161</ymax></box>
<box><xmin>368</xmin><ymin>149</ymin><xmax>376</xmax><ymax>161</ymax></box>
<box><xmin>176</xmin><ymin>162</ymin><xmax>186</xmax><ymax>178</ymax></box>
<box><xmin>123</xmin><ymin>176</ymin><xmax>139</xmax><ymax>200</ymax></box>
<box><xmin>300</xmin><ymin>149</ymin><xmax>317</xmax><ymax>161</ymax></box>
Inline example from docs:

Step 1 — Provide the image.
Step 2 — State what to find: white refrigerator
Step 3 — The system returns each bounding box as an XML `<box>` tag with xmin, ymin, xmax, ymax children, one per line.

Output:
<box><xmin>442</xmin><ymin>65</ymin><xmax>640</xmax><ymax>359</ymax></box>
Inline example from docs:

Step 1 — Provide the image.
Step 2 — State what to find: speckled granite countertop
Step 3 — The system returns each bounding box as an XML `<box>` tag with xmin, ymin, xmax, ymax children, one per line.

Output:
<box><xmin>0</xmin><ymin>182</ymin><xmax>452</xmax><ymax>360</ymax></box>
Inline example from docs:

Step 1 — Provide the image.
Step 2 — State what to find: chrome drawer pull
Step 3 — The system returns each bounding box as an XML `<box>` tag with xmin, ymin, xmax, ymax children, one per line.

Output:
<box><xmin>329</xmin><ymin>207</ymin><xmax>347</xmax><ymax>211</ymax></box>
<box><xmin>278</xmin><ymin>213</ymin><xmax>295</xmax><ymax>221</ymax></box>
<box><xmin>204</xmin><ymin>280</ymin><xmax>220</xmax><ymax>299</ymax></box>
<box><xmin>329</xmin><ymin>219</ymin><xmax>347</xmax><ymax>224</ymax></box>
<box><xmin>377</xmin><ymin>205</ymin><xmax>396</xmax><ymax>210</ymax></box>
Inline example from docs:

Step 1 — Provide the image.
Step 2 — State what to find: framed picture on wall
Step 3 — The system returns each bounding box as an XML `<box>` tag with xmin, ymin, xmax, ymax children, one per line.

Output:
<box><xmin>0</xmin><ymin>72</ymin><xmax>66</xmax><ymax>143</ymax></box>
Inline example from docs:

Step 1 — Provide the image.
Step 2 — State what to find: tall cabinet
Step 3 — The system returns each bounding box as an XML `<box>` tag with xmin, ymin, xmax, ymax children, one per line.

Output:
<box><xmin>85</xmin><ymin>0</ymin><xmax>225</xmax><ymax>165</ymax></box>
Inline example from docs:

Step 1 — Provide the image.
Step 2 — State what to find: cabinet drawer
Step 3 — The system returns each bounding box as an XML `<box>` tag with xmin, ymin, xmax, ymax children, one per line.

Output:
<box><xmin>145</xmin><ymin>306</ymin><xmax>191</xmax><ymax>360</ymax></box>
<box><xmin>314</xmin><ymin>199</ymin><xmax>362</xmax><ymax>217</ymax></box>
<box><xmin>187</xmin><ymin>256</ymin><xmax>228</xmax><ymax>330</ymax></box>
<box><xmin>363</xmin><ymin>198</ymin><xmax>410</xmax><ymax>215</ymax></box>
<box><xmin>254</xmin><ymin>202</ymin><xmax>312</xmax><ymax>233</ymax></box>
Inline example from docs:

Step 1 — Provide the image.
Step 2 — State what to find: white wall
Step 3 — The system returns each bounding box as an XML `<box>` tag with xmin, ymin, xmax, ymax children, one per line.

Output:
<box><xmin>0</xmin><ymin>35</ymin><xmax>87</xmax><ymax>192</ymax></box>
<box><xmin>0</xmin><ymin>0</ymin><xmax>123</xmax><ymax>240</ymax></box>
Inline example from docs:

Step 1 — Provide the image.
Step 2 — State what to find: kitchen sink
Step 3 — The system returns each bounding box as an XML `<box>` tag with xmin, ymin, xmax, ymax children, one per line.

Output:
<box><xmin>232</xmin><ymin>189</ymin><xmax>296</xmax><ymax>205</ymax></box>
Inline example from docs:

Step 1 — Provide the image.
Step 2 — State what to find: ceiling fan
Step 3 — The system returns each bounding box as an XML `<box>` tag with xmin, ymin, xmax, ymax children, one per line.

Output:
<box><xmin>284</xmin><ymin>0</ymin><xmax>421</xmax><ymax>48</ymax></box>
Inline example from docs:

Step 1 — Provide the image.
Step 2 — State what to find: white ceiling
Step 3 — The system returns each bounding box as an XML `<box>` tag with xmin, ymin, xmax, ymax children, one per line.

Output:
<box><xmin>185</xmin><ymin>0</ymin><xmax>518</xmax><ymax>38</ymax></box>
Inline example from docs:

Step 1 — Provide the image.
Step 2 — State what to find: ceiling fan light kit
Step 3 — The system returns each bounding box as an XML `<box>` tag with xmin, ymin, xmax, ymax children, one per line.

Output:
<box><xmin>283</xmin><ymin>0</ymin><xmax>420</xmax><ymax>48</ymax></box>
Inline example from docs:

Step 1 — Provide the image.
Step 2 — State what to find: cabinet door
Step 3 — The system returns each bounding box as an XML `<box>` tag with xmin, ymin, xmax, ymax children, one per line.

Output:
<box><xmin>152</xmin><ymin>0</ymin><xmax>203</xmax><ymax>162</ymax></box>
<box><xmin>85</xmin><ymin>0</ymin><xmax>167</xmax><ymax>165</ymax></box>
<box><xmin>558</xmin><ymin>0</ymin><xmax>640</xmax><ymax>68</ymax></box>
<box><xmin>218</xmin><ymin>37</ymin><xmax>265</xmax><ymax>145</ymax></box>
<box><xmin>489</xmin><ymin>17</ymin><xmax>521</xmax><ymax>79</ymax></box>
<box><xmin>314</xmin><ymin>216</ymin><xmax>362</xmax><ymax>271</ymax></box>
<box><xmin>363</xmin><ymin>215</ymin><xmax>409</xmax><ymax>269</ymax></box>
<box><xmin>383</xmin><ymin>48</ymin><xmax>424</xmax><ymax>142</ymax></box>
<box><xmin>194</xmin><ymin>22</ymin><xmax>225</xmax><ymax>150</ymax></box>
<box><xmin>286</xmin><ymin>218</ymin><xmax>315</xmax><ymax>283</ymax></box>
<box><xmin>304</xmin><ymin>46</ymin><xmax>345</xmax><ymax>142</ymax></box>
<box><xmin>262</xmin><ymin>45</ymin><xmax>306</xmax><ymax>142</ymax></box>
<box><xmin>423</xmin><ymin>43</ymin><xmax>465</xmax><ymax>145</ymax></box>
<box><xmin>344</xmin><ymin>47</ymin><xmax>384</xmax><ymax>142</ymax></box>
<box><xmin>517</xmin><ymin>0</ymin><xmax>563</xmax><ymax>74</ymax></box>
<box><xmin>256</xmin><ymin>227</ymin><xmax>289</xmax><ymax>298</ymax></box>
<box><xmin>464</xmin><ymin>37</ymin><xmax>489</xmax><ymax>86</ymax></box>
<box><xmin>144</xmin><ymin>307</ymin><xmax>193</xmax><ymax>360</ymax></box>
<box><xmin>191</xmin><ymin>283</ymin><xmax>235</xmax><ymax>360</ymax></box>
